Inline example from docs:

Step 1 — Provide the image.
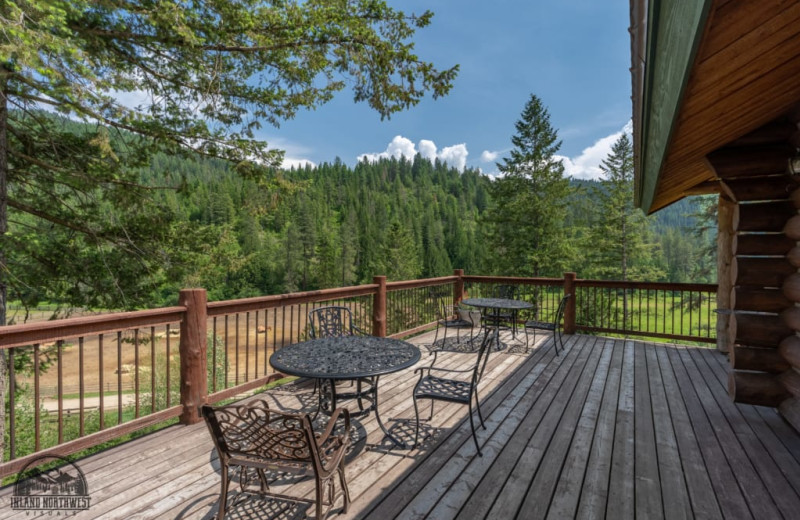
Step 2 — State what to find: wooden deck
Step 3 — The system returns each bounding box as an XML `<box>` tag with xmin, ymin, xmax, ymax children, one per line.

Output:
<box><xmin>2</xmin><ymin>331</ymin><xmax>800</xmax><ymax>519</ymax></box>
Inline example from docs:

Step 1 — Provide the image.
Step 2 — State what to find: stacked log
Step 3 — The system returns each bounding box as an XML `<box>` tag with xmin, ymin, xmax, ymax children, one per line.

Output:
<box><xmin>708</xmin><ymin>119</ymin><xmax>797</xmax><ymax>409</ymax></box>
<box><xmin>781</xmin><ymin>222</ymin><xmax>800</xmax><ymax>422</ymax></box>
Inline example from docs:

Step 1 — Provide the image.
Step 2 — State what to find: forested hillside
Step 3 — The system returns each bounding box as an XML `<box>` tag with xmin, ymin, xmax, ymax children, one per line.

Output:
<box><xmin>144</xmin><ymin>154</ymin><xmax>493</xmax><ymax>303</ymax></box>
<box><xmin>138</xmin><ymin>153</ymin><xmax>714</xmax><ymax>307</ymax></box>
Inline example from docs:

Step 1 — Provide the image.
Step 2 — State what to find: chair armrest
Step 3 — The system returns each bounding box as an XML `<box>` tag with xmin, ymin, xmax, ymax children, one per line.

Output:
<box><xmin>316</xmin><ymin>408</ymin><xmax>351</xmax><ymax>474</ymax></box>
<box><xmin>317</xmin><ymin>407</ymin><xmax>351</xmax><ymax>447</ymax></box>
<box><xmin>352</xmin><ymin>324</ymin><xmax>369</xmax><ymax>336</ymax></box>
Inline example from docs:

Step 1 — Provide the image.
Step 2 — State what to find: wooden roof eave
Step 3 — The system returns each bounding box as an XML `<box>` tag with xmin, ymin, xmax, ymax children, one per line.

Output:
<box><xmin>631</xmin><ymin>0</ymin><xmax>714</xmax><ymax>214</ymax></box>
<box><xmin>630</xmin><ymin>0</ymin><xmax>647</xmax><ymax>209</ymax></box>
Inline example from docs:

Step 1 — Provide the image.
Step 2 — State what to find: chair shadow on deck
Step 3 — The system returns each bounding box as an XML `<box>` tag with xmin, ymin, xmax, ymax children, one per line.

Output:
<box><xmin>364</xmin><ymin>417</ymin><xmax>448</xmax><ymax>455</ymax></box>
<box><xmin>177</xmin><ymin>490</ymin><xmax>322</xmax><ymax>520</ymax></box>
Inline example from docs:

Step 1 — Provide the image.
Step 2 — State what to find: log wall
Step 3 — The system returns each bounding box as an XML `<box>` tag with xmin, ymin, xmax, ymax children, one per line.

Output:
<box><xmin>709</xmin><ymin>117</ymin><xmax>800</xmax><ymax>428</ymax></box>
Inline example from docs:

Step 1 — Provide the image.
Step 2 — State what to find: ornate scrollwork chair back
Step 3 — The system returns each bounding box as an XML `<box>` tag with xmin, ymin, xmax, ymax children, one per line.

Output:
<box><xmin>201</xmin><ymin>399</ymin><xmax>351</xmax><ymax>520</ymax></box>
<box><xmin>308</xmin><ymin>306</ymin><xmax>365</xmax><ymax>339</ymax></box>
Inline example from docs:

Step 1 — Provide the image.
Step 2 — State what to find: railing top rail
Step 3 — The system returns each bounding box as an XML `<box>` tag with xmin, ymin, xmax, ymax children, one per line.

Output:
<box><xmin>386</xmin><ymin>276</ymin><xmax>457</xmax><ymax>291</ymax></box>
<box><xmin>0</xmin><ymin>306</ymin><xmax>186</xmax><ymax>349</ymax></box>
<box><xmin>207</xmin><ymin>284</ymin><xmax>380</xmax><ymax>316</ymax></box>
<box><xmin>575</xmin><ymin>279</ymin><xmax>717</xmax><ymax>291</ymax></box>
<box><xmin>462</xmin><ymin>275</ymin><xmax>565</xmax><ymax>286</ymax></box>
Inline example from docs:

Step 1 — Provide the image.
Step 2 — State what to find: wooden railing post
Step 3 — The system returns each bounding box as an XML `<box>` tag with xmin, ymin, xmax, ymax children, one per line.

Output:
<box><xmin>716</xmin><ymin>194</ymin><xmax>735</xmax><ymax>354</ymax></box>
<box><xmin>564</xmin><ymin>272</ymin><xmax>577</xmax><ymax>334</ymax></box>
<box><xmin>179</xmin><ymin>289</ymin><xmax>208</xmax><ymax>425</ymax></box>
<box><xmin>373</xmin><ymin>276</ymin><xmax>387</xmax><ymax>337</ymax></box>
<box><xmin>454</xmin><ymin>269</ymin><xmax>465</xmax><ymax>306</ymax></box>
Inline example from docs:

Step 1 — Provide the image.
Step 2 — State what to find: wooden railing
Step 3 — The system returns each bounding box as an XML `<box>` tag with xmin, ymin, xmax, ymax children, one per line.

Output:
<box><xmin>573</xmin><ymin>280</ymin><xmax>717</xmax><ymax>343</ymax></box>
<box><xmin>0</xmin><ymin>270</ymin><xmax>717</xmax><ymax>477</ymax></box>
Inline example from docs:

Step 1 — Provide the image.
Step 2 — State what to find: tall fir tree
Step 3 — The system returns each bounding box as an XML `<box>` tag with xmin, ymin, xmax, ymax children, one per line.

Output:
<box><xmin>483</xmin><ymin>94</ymin><xmax>572</xmax><ymax>277</ymax></box>
<box><xmin>585</xmin><ymin>133</ymin><xmax>662</xmax><ymax>324</ymax></box>
<box><xmin>379</xmin><ymin>219</ymin><xmax>420</xmax><ymax>281</ymax></box>
<box><xmin>586</xmin><ymin>133</ymin><xmax>660</xmax><ymax>281</ymax></box>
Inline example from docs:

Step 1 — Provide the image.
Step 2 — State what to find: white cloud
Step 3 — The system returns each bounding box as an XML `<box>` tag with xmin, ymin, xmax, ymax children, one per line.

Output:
<box><xmin>439</xmin><ymin>143</ymin><xmax>468</xmax><ymax>171</ymax></box>
<box><xmin>358</xmin><ymin>135</ymin><xmax>418</xmax><ymax>163</ymax></box>
<box><xmin>418</xmin><ymin>140</ymin><xmax>438</xmax><ymax>161</ymax></box>
<box><xmin>282</xmin><ymin>157</ymin><xmax>316</xmax><ymax>169</ymax></box>
<box><xmin>358</xmin><ymin>136</ymin><xmax>470</xmax><ymax>171</ymax></box>
<box><xmin>558</xmin><ymin>121</ymin><xmax>632</xmax><ymax>180</ymax></box>
<box><xmin>481</xmin><ymin>150</ymin><xmax>499</xmax><ymax>162</ymax></box>
<box><xmin>260</xmin><ymin>135</ymin><xmax>317</xmax><ymax>170</ymax></box>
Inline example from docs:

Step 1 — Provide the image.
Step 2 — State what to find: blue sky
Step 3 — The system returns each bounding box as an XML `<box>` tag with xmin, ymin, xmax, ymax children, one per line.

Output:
<box><xmin>260</xmin><ymin>1</ymin><xmax>632</xmax><ymax>179</ymax></box>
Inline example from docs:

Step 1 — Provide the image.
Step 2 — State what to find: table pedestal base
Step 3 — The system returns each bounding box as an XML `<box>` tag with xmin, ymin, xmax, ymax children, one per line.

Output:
<box><xmin>319</xmin><ymin>376</ymin><xmax>408</xmax><ymax>448</ymax></box>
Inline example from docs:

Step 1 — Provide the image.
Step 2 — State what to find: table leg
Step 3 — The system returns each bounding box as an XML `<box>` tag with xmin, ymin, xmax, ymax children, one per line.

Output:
<box><xmin>479</xmin><ymin>326</ymin><xmax>494</xmax><ymax>382</ymax></box>
<box><xmin>372</xmin><ymin>375</ymin><xmax>408</xmax><ymax>448</ymax></box>
<box><xmin>329</xmin><ymin>378</ymin><xmax>338</xmax><ymax>411</ymax></box>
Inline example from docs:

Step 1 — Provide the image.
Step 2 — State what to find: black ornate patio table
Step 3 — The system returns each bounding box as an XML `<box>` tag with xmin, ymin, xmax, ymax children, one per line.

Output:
<box><xmin>461</xmin><ymin>297</ymin><xmax>534</xmax><ymax>349</ymax></box>
<box><xmin>269</xmin><ymin>335</ymin><xmax>421</xmax><ymax>447</ymax></box>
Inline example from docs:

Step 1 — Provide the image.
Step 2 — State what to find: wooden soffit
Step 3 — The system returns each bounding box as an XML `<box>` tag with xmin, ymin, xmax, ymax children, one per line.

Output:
<box><xmin>633</xmin><ymin>0</ymin><xmax>800</xmax><ymax>213</ymax></box>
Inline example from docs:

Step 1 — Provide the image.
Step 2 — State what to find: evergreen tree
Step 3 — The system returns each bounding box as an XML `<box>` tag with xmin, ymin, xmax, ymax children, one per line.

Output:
<box><xmin>379</xmin><ymin>219</ymin><xmax>420</xmax><ymax>281</ymax></box>
<box><xmin>339</xmin><ymin>207</ymin><xmax>360</xmax><ymax>286</ymax></box>
<box><xmin>688</xmin><ymin>195</ymin><xmax>718</xmax><ymax>283</ymax></box>
<box><xmin>483</xmin><ymin>94</ymin><xmax>572</xmax><ymax>276</ymax></box>
<box><xmin>295</xmin><ymin>194</ymin><xmax>317</xmax><ymax>291</ymax></box>
<box><xmin>586</xmin><ymin>134</ymin><xmax>659</xmax><ymax>281</ymax></box>
<box><xmin>585</xmin><ymin>133</ymin><xmax>663</xmax><ymax>324</ymax></box>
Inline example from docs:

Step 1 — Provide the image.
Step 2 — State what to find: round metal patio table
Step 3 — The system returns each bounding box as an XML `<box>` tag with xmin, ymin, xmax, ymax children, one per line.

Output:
<box><xmin>461</xmin><ymin>297</ymin><xmax>534</xmax><ymax>350</ymax></box>
<box><xmin>269</xmin><ymin>335</ymin><xmax>421</xmax><ymax>447</ymax></box>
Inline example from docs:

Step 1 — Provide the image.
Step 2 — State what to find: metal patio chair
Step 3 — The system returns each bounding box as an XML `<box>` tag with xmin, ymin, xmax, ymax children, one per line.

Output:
<box><xmin>524</xmin><ymin>294</ymin><xmax>571</xmax><ymax>355</ymax></box>
<box><xmin>308</xmin><ymin>306</ymin><xmax>372</xmax><ymax>411</ymax></box>
<box><xmin>308</xmin><ymin>306</ymin><xmax>367</xmax><ymax>339</ymax></box>
<box><xmin>412</xmin><ymin>334</ymin><xmax>491</xmax><ymax>456</ymax></box>
<box><xmin>430</xmin><ymin>297</ymin><xmax>478</xmax><ymax>356</ymax></box>
<box><xmin>201</xmin><ymin>399</ymin><xmax>351</xmax><ymax>520</ymax></box>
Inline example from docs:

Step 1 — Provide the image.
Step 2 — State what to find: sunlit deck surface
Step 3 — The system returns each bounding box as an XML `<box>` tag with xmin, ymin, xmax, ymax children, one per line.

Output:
<box><xmin>3</xmin><ymin>331</ymin><xmax>800</xmax><ymax>519</ymax></box>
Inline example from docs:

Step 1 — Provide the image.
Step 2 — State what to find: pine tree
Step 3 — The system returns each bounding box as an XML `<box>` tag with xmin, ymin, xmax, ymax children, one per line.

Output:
<box><xmin>483</xmin><ymin>94</ymin><xmax>572</xmax><ymax>277</ymax></box>
<box><xmin>586</xmin><ymin>133</ymin><xmax>663</xmax><ymax>324</ymax></box>
<box><xmin>379</xmin><ymin>219</ymin><xmax>420</xmax><ymax>281</ymax></box>
<box><xmin>587</xmin><ymin>133</ymin><xmax>659</xmax><ymax>281</ymax></box>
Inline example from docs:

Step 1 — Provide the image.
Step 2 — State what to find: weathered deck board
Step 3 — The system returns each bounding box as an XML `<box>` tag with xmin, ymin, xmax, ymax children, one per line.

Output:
<box><xmin>644</xmin><ymin>342</ymin><xmax>691</xmax><ymax>520</ymax></box>
<box><xmin>687</xmin><ymin>347</ymin><xmax>800</xmax><ymax>515</ymax></box>
<box><xmin>3</xmin><ymin>334</ymin><xmax>800</xmax><ymax>520</ymax></box>
<box><xmin>484</xmin><ymin>335</ymin><xmax>596</xmax><ymax>519</ymax></box>
<box><xmin>573</xmin><ymin>338</ymin><xmax>625</xmax><ymax>519</ymax></box>
<box><xmin>517</xmin><ymin>336</ymin><xmax>608</xmax><ymax>520</ymax></box>
<box><xmin>633</xmin><ymin>340</ymin><xmax>663</xmax><ymax>520</ymax></box>
<box><xmin>663</xmin><ymin>345</ymin><xmax>753</xmax><ymax>519</ymax></box>
<box><xmin>606</xmin><ymin>340</ymin><xmax>635</xmax><ymax>519</ymax></box>
<box><xmin>674</xmin><ymin>346</ymin><xmax>781</xmax><ymax>518</ymax></box>
<box><xmin>653</xmin><ymin>345</ymin><xmax>722</xmax><ymax>520</ymax></box>
<box><xmin>544</xmin><ymin>338</ymin><xmax>614</xmax><ymax>519</ymax></box>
